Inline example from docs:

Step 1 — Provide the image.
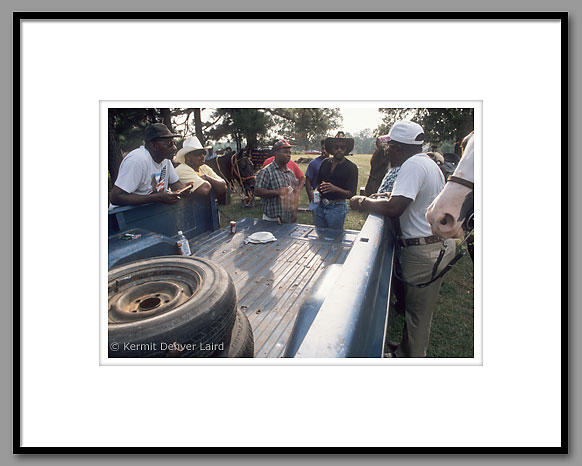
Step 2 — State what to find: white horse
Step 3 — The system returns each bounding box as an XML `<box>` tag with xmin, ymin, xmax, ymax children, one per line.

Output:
<box><xmin>426</xmin><ymin>132</ymin><xmax>474</xmax><ymax>238</ymax></box>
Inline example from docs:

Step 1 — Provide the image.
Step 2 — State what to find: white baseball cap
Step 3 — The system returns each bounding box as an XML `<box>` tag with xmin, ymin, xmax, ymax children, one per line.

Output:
<box><xmin>175</xmin><ymin>136</ymin><xmax>205</xmax><ymax>164</ymax></box>
<box><xmin>387</xmin><ymin>121</ymin><xmax>425</xmax><ymax>145</ymax></box>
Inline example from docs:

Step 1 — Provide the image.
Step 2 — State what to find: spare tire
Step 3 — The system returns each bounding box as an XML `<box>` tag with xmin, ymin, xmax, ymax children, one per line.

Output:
<box><xmin>108</xmin><ymin>256</ymin><xmax>236</xmax><ymax>358</ymax></box>
<box><xmin>217</xmin><ymin>309</ymin><xmax>254</xmax><ymax>358</ymax></box>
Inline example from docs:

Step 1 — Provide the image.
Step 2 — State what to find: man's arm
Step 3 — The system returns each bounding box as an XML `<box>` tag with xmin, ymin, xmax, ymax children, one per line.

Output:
<box><xmin>349</xmin><ymin>194</ymin><xmax>412</xmax><ymax>218</ymax></box>
<box><xmin>191</xmin><ymin>180</ymin><xmax>212</xmax><ymax>196</ymax></box>
<box><xmin>297</xmin><ymin>175</ymin><xmax>305</xmax><ymax>191</ymax></box>
<box><xmin>202</xmin><ymin>175</ymin><xmax>227</xmax><ymax>197</ymax></box>
<box><xmin>110</xmin><ymin>185</ymin><xmax>180</xmax><ymax>206</ymax></box>
<box><xmin>169</xmin><ymin>181</ymin><xmax>185</xmax><ymax>191</ymax></box>
<box><xmin>319</xmin><ymin>182</ymin><xmax>353</xmax><ymax>199</ymax></box>
<box><xmin>304</xmin><ymin>176</ymin><xmax>314</xmax><ymax>202</ymax></box>
<box><xmin>254</xmin><ymin>186</ymin><xmax>288</xmax><ymax>198</ymax></box>
<box><xmin>254</xmin><ymin>168</ymin><xmax>288</xmax><ymax>198</ymax></box>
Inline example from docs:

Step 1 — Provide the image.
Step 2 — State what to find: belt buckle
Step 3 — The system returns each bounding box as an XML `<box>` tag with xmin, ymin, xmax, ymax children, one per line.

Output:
<box><xmin>322</xmin><ymin>198</ymin><xmax>330</xmax><ymax>206</ymax></box>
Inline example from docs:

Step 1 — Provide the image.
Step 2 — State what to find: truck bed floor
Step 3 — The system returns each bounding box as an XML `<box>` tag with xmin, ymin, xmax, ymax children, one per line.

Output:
<box><xmin>189</xmin><ymin>218</ymin><xmax>358</xmax><ymax>357</ymax></box>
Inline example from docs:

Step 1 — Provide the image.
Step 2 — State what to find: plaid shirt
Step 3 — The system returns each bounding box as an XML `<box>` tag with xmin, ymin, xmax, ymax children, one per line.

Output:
<box><xmin>255</xmin><ymin>161</ymin><xmax>297</xmax><ymax>223</ymax></box>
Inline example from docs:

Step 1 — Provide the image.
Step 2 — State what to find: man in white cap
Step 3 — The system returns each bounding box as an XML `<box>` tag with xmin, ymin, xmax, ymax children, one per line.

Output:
<box><xmin>349</xmin><ymin>121</ymin><xmax>456</xmax><ymax>358</ymax></box>
<box><xmin>110</xmin><ymin>123</ymin><xmax>188</xmax><ymax>207</ymax></box>
<box><xmin>174</xmin><ymin>136</ymin><xmax>227</xmax><ymax>202</ymax></box>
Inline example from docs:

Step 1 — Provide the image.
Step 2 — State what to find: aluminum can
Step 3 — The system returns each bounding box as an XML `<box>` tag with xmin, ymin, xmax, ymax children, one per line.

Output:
<box><xmin>313</xmin><ymin>190</ymin><xmax>321</xmax><ymax>203</ymax></box>
<box><xmin>230</xmin><ymin>221</ymin><xmax>236</xmax><ymax>234</ymax></box>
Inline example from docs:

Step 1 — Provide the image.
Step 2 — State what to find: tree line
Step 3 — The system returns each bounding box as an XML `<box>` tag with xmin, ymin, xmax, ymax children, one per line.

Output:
<box><xmin>108</xmin><ymin>107</ymin><xmax>473</xmax><ymax>181</ymax></box>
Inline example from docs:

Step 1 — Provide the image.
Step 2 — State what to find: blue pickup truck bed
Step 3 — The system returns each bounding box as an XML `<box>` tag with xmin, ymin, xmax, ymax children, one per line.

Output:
<box><xmin>188</xmin><ymin>219</ymin><xmax>358</xmax><ymax>357</ymax></box>
<box><xmin>108</xmin><ymin>195</ymin><xmax>394</xmax><ymax>358</ymax></box>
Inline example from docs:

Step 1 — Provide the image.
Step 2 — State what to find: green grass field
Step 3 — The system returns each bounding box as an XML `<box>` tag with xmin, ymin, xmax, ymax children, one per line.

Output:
<box><xmin>220</xmin><ymin>153</ymin><xmax>474</xmax><ymax>358</ymax></box>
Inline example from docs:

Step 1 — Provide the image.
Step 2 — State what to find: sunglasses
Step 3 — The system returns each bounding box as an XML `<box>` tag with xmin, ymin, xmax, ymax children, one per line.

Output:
<box><xmin>155</xmin><ymin>139</ymin><xmax>176</xmax><ymax>147</ymax></box>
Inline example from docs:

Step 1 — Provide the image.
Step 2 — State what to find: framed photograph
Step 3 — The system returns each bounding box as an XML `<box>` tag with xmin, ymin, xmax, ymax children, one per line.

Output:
<box><xmin>16</xmin><ymin>12</ymin><xmax>566</xmax><ymax>452</ymax></box>
<box><xmin>103</xmin><ymin>100</ymin><xmax>479</xmax><ymax>365</ymax></box>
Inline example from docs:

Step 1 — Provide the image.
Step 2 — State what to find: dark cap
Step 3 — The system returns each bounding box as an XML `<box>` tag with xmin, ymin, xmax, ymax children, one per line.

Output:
<box><xmin>272</xmin><ymin>139</ymin><xmax>293</xmax><ymax>152</ymax></box>
<box><xmin>144</xmin><ymin>123</ymin><xmax>180</xmax><ymax>142</ymax></box>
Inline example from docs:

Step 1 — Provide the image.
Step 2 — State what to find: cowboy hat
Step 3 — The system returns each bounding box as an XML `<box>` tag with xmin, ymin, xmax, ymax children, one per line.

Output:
<box><xmin>175</xmin><ymin>136</ymin><xmax>206</xmax><ymax>164</ymax></box>
<box><xmin>324</xmin><ymin>136</ymin><xmax>354</xmax><ymax>154</ymax></box>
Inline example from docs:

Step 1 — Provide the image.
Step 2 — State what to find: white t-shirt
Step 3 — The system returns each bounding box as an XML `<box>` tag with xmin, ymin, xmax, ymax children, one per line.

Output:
<box><xmin>111</xmin><ymin>146</ymin><xmax>179</xmax><ymax>207</ymax></box>
<box><xmin>391</xmin><ymin>153</ymin><xmax>445</xmax><ymax>238</ymax></box>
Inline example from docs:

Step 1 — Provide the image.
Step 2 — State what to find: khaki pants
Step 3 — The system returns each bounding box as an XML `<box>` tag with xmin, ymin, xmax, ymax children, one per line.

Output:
<box><xmin>395</xmin><ymin>239</ymin><xmax>456</xmax><ymax>358</ymax></box>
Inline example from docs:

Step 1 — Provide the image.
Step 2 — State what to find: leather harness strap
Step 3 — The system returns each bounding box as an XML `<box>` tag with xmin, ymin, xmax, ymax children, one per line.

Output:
<box><xmin>231</xmin><ymin>154</ymin><xmax>256</xmax><ymax>183</ymax></box>
<box><xmin>447</xmin><ymin>175</ymin><xmax>474</xmax><ymax>190</ymax></box>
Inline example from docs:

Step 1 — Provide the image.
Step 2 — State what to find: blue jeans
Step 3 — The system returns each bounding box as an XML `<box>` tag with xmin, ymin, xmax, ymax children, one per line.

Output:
<box><xmin>313</xmin><ymin>201</ymin><xmax>348</xmax><ymax>230</ymax></box>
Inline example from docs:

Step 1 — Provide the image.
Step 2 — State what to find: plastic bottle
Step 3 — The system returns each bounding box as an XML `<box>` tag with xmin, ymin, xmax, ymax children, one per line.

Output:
<box><xmin>176</xmin><ymin>231</ymin><xmax>191</xmax><ymax>256</ymax></box>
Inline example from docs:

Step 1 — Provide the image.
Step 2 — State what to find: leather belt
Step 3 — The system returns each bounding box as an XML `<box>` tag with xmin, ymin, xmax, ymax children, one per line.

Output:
<box><xmin>398</xmin><ymin>235</ymin><xmax>442</xmax><ymax>247</ymax></box>
<box><xmin>321</xmin><ymin>198</ymin><xmax>346</xmax><ymax>206</ymax></box>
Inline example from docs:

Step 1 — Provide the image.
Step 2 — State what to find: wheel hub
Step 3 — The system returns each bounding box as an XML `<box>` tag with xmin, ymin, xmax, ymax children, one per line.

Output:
<box><xmin>108</xmin><ymin>269</ymin><xmax>201</xmax><ymax>324</ymax></box>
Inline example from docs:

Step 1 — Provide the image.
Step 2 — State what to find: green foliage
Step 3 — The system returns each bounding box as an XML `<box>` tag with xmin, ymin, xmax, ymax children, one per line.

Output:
<box><xmin>349</xmin><ymin>128</ymin><xmax>377</xmax><ymax>154</ymax></box>
<box><xmin>110</xmin><ymin>108</ymin><xmax>161</xmax><ymax>152</ymax></box>
<box><xmin>377</xmin><ymin>108</ymin><xmax>474</xmax><ymax>145</ymax></box>
<box><xmin>207</xmin><ymin>108</ymin><xmax>273</xmax><ymax>150</ymax></box>
<box><xmin>269</xmin><ymin>108</ymin><xmax>343</xmax><ymax>149</ymax></box>
<box><xmin>205</xmin><ymin>108</ymin><xmax>342</xmax><ymax>151</ymax></box>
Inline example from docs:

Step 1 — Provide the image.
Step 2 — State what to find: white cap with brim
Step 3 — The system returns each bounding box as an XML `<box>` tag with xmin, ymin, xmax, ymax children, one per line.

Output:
<box><xmin>387</xmin><ymin>121</ymin><xmax>425</xmax><ymax>145</ymax></box>
<box><xmin>175</xmin><ymin>136</ymin><xmax>206</xmax><ymax>164</ymax></box>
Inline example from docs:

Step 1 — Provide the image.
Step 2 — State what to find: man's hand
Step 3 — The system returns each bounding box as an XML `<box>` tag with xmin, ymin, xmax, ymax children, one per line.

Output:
<box><xmin>150</xmin><ymin>191</ymin><xmax>181</xmax><ymax>205</ymax></box>
<box><xmin>349</xmin><ymin>194</ymin><xmax>412</xmax><ymax>218</ymax></box>
<box><xmin>319</xmin><ymin>181</ymin><xmax>337</xmax><ymax>195</ymax></box>
<box><xmin>278</xmin><ymin>186</ymin><xmax>293</xmax><ymax>197</ymax></box>
<box><xmin>110</xmin><ymin>185</ymin><xmax>181</xmax><ymax>206</ymax></box>
<box><xmin>349</xmin><ymin>195</ymin><xmax>366</xmax><ymax>211</ymax></box>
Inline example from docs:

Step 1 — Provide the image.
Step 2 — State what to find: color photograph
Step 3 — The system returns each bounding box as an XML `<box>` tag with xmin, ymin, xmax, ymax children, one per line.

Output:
<box><xmin>106</xmin><ymin>104</ymin><xmax>477</xmax><ymax>360</ymax></box>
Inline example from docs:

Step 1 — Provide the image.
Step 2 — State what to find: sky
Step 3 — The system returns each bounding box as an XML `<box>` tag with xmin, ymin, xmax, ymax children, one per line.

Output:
<box><xmin>339</xmin><ymin>108</ymin><xmax>384</xmax><ymax>135</ymax></box>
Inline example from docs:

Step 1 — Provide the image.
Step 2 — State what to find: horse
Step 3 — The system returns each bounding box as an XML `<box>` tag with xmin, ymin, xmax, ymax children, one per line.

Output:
<box><xmin>205</xmin><ymin>149</ymin><xmax>256</xmax><ymax>206</ymax></box>
<box><xmin>426</xmin><ymin>132</ymin><xmax>474</xmax><ymax>239</ymax></box>
<box><xmin>364</xmin><ymin>144</ymin><xmax>389</xmax><ymax>196</ymax></box>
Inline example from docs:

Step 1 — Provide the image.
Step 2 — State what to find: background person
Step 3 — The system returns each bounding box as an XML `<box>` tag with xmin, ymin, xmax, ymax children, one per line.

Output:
<box><xmin>305</xmin><ymin>139</ymin><xmax>330</xmax><ymax>206</ymax></box>
<box><xmin>426</xmin><ymin>151</ymin><xmax>446</xmax><ymax>178</ymax></box>
<box><xmin>254</xmin><ymin>139</ymin><xmax>299</xmax><ymax>223</ymax></box>
<box><xmin>261</xmin><ymin>153</ymin><xmax>305</xmax><ymax>192</ymax></box>
<box><xmin>443</xmin><ymin>152</ymin><xmax>460</xmax><ymax>179</ymax></box>
<box><xmin>313</xmin><ymin>135</ymin><xmax>358</xmax><ymax>230</ymax></box>
<box><xmin>175</xmin><ymin>136</ymin><xmax>227</xmax><ymax>202</ymax></box>
<box><xmin>205</xmin><ymin>145</ymin><xmax>217</xmax><ymax>160</ymax></box>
